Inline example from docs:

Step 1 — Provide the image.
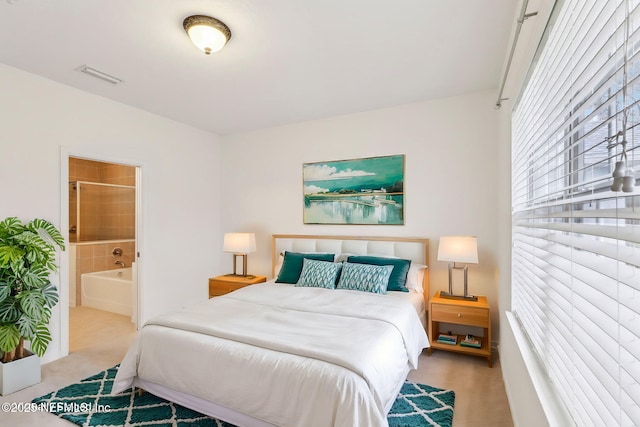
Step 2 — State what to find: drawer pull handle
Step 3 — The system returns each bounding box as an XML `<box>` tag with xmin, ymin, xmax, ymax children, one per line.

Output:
<box><xmin>457</xmin><ymin>313</ymin><xmax>462</xmax><ymax>318</ymax></box>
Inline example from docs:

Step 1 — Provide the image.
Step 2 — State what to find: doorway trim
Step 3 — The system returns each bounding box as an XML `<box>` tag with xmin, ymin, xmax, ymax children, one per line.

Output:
<box><xmin>59</xmin><ymin>147</ymin><xmax>143</xmax><ymax>358</ymax></box>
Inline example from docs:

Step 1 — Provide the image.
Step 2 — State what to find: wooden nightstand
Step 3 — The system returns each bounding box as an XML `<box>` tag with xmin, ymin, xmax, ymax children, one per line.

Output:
<box><xmin>428</xmin><ymin>290</ymin><xmax>492</xmax><ymax>367</ymax></box>
<box><xmin>208</xmin><ymin>275</ymin><xmax>267</xmax><ymax>298</ymax></box>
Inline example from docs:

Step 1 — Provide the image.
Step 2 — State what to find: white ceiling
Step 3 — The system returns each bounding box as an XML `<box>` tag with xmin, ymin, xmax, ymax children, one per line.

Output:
<box><xmin>0</xmin><ymin>0</ymin><xmax>518</xmax><ymax>135</ymax></box>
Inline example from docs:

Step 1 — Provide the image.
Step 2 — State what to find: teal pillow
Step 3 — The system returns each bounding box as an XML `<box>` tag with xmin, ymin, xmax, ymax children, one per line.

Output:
<box><xmin>336</xmin><ymin>262</ymin><xmax>393</xmax><ymax>294</ymax></box>
<box><xmin>295</xmin><ymin>259</ymin><xmax>342</xmax><ymax>289</ymax></box>
<box><xmin>275</xmin><ymin>251</ymin><xmax>335</xmax><ymax>284</ymax></box>
<box><xmin>346</xmin><ymin>255</ymin><xmax>411</xmax><ymax>292</ymax></box>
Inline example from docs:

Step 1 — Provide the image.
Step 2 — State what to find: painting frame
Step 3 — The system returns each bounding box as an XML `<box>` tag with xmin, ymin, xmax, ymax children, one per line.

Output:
<box><xmin>303</xmin><ymin>154</ymin><xmax>405</xmax><ymax>225</ymax></box>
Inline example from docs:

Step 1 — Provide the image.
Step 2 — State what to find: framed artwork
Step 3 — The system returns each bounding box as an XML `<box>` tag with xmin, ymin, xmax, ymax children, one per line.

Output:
<box><xmin>303</xmin><ymin>154</ymin><xmax>405</xmax><ymax>225</ymax></box>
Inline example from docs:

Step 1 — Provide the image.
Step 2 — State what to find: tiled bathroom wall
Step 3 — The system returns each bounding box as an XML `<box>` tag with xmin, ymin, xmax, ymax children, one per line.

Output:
<box><xmin>69</xmin><ymin>158</ymin><xmax>135</xmax><ymax>242</ymax></box>
<box><xmin>69</xmin><ymin>158</ymin><xmax>135</xmax><ymax>186</ymax></box>
<box><xmin>68</xmin><ymin>158</ymin><xmax>137</xmax><ymax>305</ymax></box>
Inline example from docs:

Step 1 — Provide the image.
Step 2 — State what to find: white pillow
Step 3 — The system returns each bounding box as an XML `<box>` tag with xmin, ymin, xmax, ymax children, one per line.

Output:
<box><xmin>274</xmin><ymin>260</ymin><xmax>283</xmax><ymax>277</ymax></box>
<box><xmin>335</xmin><ymin>253</ymin><xmax>355</xmax><ymax>263</ymax></box>
<box><xmin>336</xmin><ymin>252</ymin><xmax>395</xmax><ymax>263</ymax></box>
<box><xmin>406</xmin><ymin>263</ymin><xmax>427</xmax><ymax>293</ymax></box>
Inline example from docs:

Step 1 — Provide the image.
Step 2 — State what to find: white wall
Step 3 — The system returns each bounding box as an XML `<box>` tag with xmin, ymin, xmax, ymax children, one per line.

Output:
<box><xmin>221</xmin><ymin>90</ymin><xmax>504</xmax><ymax>341</ymax></box>
<box><xmin>0</xmin><ymin>63</ymin><xmax>223</xmax><ymax>363</ymax></box>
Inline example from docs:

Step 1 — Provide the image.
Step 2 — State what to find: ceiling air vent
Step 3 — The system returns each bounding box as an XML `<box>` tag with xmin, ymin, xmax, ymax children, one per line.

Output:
<box><xmin>76</xmin><ymin>65</ymin><xmax>123</xmax><ymax>85</ymax></box>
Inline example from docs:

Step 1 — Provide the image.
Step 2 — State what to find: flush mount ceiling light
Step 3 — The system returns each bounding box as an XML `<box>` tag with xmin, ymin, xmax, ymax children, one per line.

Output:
<box><xmin>183</xmin><ymin>15</ymin><xmax>231</xmax><ymax>55</ymax></box>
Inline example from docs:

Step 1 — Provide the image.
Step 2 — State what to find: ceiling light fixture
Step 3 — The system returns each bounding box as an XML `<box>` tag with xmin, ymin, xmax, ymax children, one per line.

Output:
<box><xmin>77</xmin><ymin>65</ymin><xmax>122</xmax><ymax>85</ymax></box>
<box><xmin>183</xmin><ymin>15</ymin><xmax>231</xmax><ymax>55</ymax></box>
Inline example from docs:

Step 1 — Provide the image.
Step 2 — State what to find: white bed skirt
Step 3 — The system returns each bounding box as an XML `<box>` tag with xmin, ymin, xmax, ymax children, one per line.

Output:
<box><xmin>132</xmin><ymin>363</ymin><xmax>412</xmax><ymax>427</ymax></box>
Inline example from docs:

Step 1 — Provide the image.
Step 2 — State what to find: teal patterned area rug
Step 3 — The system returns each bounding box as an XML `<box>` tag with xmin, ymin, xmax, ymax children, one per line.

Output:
<box><xmin>33</xmin><ymin>366</ymin><xmax>455</xmax><ymax>427</ymax></box>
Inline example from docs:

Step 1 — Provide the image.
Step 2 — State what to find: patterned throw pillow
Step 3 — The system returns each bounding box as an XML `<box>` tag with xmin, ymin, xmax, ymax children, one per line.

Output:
<box><xmin>336</xmin><ymin>262</ymin><xmax>394</xmax><ymax>294</ymax></box>
<box><xmin>346</xmin><ymin>255</ymin><xmax>411</xmax><ymax>292</ymax></box>
<box><xmin>295</xmin><ymin>259</ymin><xmax>342</xmax><ymax>289</ymax></box>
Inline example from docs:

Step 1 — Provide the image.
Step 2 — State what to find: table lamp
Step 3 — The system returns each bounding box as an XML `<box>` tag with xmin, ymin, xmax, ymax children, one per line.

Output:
<box><xmin>223</xmin><ymin>232</ymin><xmax>256</xmax><ymax>277</ymax></box>
<box><xmin>437</xmin><ymin>236</ymin><xmax>478</xmax><ymax>301</ymax></box>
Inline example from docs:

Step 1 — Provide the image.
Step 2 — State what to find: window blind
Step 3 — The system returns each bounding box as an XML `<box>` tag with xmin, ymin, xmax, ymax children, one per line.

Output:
<box><xmin>512</xmin><ymin>0</ymin><xmax>640</xmax><ymax>425</ymax></box>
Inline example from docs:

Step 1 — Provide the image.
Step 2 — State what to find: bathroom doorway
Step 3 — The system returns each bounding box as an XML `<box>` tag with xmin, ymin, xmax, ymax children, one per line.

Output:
<box><xmin>65</xmin><ymin>155</ymin><xmax>140</xmax><ymax>353</ymax></box>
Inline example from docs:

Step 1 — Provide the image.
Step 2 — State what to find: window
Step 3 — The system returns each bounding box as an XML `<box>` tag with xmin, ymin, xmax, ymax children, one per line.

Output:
<box><xmin>512</xmin><ymin>0</ymin><xmax>640</xmax><ymax>425</ymax></box>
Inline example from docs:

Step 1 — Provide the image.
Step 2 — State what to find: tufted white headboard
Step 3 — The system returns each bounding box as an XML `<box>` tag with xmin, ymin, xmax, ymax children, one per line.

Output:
<box><xmin>271</xmin><ymin>234</ymin><xmax>430</xmax><ymax>304</ymax></box>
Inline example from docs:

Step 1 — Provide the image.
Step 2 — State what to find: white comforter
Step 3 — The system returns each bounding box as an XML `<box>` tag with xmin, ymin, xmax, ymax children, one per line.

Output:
<box><xmin>112</xmin><ymin>283</ymin><xmax>428</xmax><ymax>427</ymax></box>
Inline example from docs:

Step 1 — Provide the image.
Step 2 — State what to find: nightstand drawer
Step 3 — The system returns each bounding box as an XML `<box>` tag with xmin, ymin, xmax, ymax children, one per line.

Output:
<box><xmin>431</xmin><ymin>303</ymin><xmax>489</xmax><ymax>327</ymax></box>
<box><xmin>208</xmin><ymin>275</ymin><xmax>267</xmax><ymax>298</ymax></box>
<box><xmin>209</xmin><ymin>281</ymin><xmax>247</xmax><ymax>296</ymax></box>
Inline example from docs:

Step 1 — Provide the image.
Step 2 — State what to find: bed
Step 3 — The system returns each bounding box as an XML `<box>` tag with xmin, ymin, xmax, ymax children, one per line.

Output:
<box><xmin>112</xmin><ymin>235</ymin><xmax>430</xmax><ymax>427</ymax></box>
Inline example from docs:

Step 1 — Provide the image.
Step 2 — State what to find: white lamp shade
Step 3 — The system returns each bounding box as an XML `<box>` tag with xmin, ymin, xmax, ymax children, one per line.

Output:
<box><xmin>437</xmin><ymin>236</ymin><xmax>478</xmax><ymax>264</ymax></box>
<box><xmin>223</xmin><ymin>233</ymin><xmax>256</xmax><ymax>254</ymax></box>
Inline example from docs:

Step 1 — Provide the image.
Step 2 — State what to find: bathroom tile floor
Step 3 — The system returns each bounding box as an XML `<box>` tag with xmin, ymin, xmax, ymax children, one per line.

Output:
<box><xmin>69</xmin><ymin>305</ymin><xmax>137</xmax><ymax>353</ymax></box>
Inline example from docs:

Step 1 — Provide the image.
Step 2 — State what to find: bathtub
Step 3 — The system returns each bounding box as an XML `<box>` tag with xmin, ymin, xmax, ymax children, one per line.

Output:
<box><xmin>81</xmin><ymin>267</ymin><xmax>133</xmax><ymax>316</ymax></box>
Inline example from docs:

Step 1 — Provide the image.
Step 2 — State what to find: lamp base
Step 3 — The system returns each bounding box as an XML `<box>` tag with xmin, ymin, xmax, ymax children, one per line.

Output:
<box><xmin>229</xmin><ymin>254</ymin><xmax>252</xmax><ymax>277</ymax></box>
<box><xmin>439</xmin><ymin>291</ymin><xmax>478</xmax><ymax>302</ymax></box>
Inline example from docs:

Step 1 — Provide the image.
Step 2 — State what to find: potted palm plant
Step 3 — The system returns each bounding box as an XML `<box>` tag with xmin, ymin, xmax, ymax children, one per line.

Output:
<box><xmin>0</xmin><ymin>217</ymin><xmax>64</xmax><ymax>395</ymax></box>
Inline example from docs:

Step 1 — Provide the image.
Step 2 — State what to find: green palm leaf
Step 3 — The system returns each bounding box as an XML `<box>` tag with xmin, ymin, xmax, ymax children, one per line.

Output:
<box><xmin>40</xmin><ymin>281</ymin><xmax>59</xmax><ymax>308</ymax></box>
<box><xmin>0</xmin><ymin>245</ymin><xmax>24</xmax><ymax>267</ymax></box>
<box><xmin>16</xmin><ymin>314</ymin><xmax>37</xmax><ymax>338</ymax></box>
<box><xmin>18</xmin><ymin>291</ymin><xmax>46</xmax><ymax>320</ymax></box>
<box><xmin>40</xmin><ymin>306</ymin><xmax>51</xmax><ymax>324</ymax></box>
<box><xmin>0</xmin><ymin>217</ymin><xmax>24</xmax><ymax>239</ymax></box>
<box><xmin>29</xmin><ymin>219</ymin><xmax>65</xmax><ymax>251</ymax></box>
<box><xmin>0</xmin><ymin>323</ymin><xmax>21</xmax><ymax>353</ymax></box>
<box><xmin>0</xmin><ymin>281</ymin><xmax>10</xmax><ymax>302</ymax></box>
<box><xmin>29</xmin><ymin>323</ymin><xmax>52</xmax><ymax>357</ymax></box>
<box><xmin>8</xmin><ymin>257</ymin><xmax>25</xmax><ymax>280</ymax></box>
<box><xmin>19</xmin><ymin>265</ymin><xmax>49</xmax><ymax>289</ymax></box>
<box><xmin>14</xmin><ymin>231</ymin><xmax>55</xmax><ymax>265</ymax></box>
<box><xmin>0</xmin><ymin>299</ymin><xmax>20</xmax><ymax>323</ymax></box>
